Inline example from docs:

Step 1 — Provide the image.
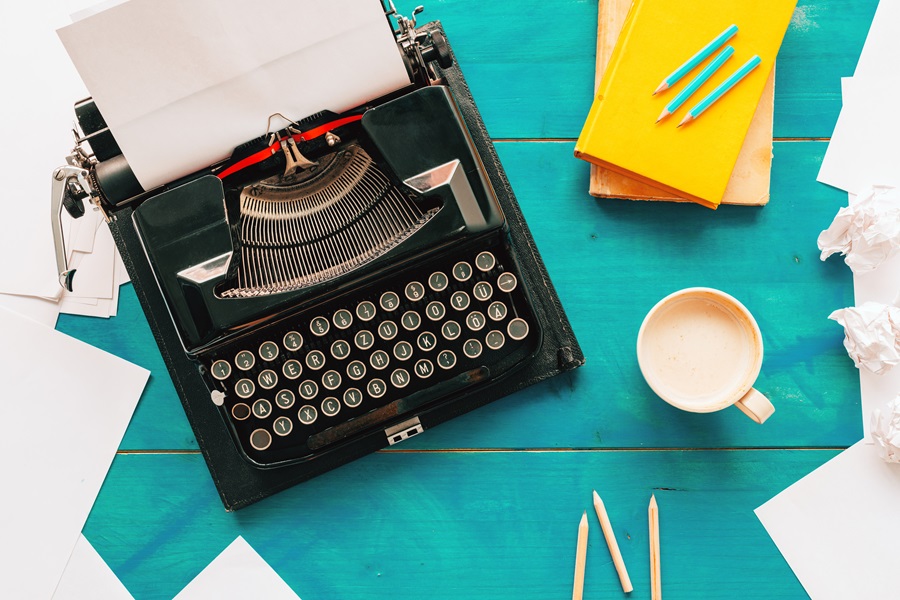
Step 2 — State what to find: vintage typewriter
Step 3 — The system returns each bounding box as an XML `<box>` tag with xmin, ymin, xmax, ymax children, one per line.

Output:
<box><xmin>51</xmin><ymin>2</ymin><xmax>583</xmax><ymax>509</ymax></box>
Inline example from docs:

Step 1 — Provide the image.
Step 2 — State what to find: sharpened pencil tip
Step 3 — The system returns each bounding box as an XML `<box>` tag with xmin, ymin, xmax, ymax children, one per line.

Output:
<box><xmin>653</xmin><ymin>82</ymin><xmax>668</xmax><ymax>95</ymax></box>
<box><xmin>656</xmin><ymin>109</ymin><xmax>670</xmax><ymax>123</ymax></box>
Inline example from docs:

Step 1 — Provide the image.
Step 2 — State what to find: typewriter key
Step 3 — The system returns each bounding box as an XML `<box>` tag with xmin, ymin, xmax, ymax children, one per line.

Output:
<box><xmin>488</xmin><ymin>301</ymin><xmax>508</xmax><ymax>321</ymax></box>
<box><xmin>377</xmin><ymin>320</ymin><xmax>398</xmax><ymax>341</ymax></box>
<box><xmin>401</xmin><ymin>311</ymin><xmax>421</xmax><ymax>331</ymax></box>
<box><xmin>347</xmin><ymin>360</ymin><xmax>366</xmax><ymax>380</ymax></box>
<box><xmin>466</xmin><ymin>311</ymin><xmax>486</xmax><ymax>332</ymax></box>
<box><xmin>417</xmin><ymin>331</ymin><xmax>437</xmax><ymax>351</ymax></box>
<box><xmin>333</xmin><ymin>309</ymin><xmax>353</xmax><ymax>330</ymax></box>
<box><xmin>441</xmin><ymin>320</ymin><xmax>461</xmax><ymax>341</ymax></box>
<box><xmin>321</xmin><ymin>397</ymin><xmax>341</xmax><ymax>417</ymax></box>
<box><xmin>451</xmin><ymin>291</ymin><xmax>471</xmax><ymax>311</ymax></box>
<box><xmin>391</xmin><ymin>368</ymin><xmax>410</xmax><ymax>388</ymax></box>
<box><xmin>310</xmin><ymin>316</ymin><xmax>330</xmax><ymax>336</ymax></box>
<box><xmin>249</xmin><ymin>429</ymin><xmax>272</xmax><ymax>451</ymax></box>
<box><xmin>476</xmin><ymin>251</ymin><xmax>496</xmax><ymax>272</ymax></box>
<box><xmin>355</xmin><ymin>330</ymin><xmax>375</xmax><ymax>351</ymax></box>
<box><xmin>231</xmin><ymin>403</ymin><xmax>251</xmax><ymax>421</ymax></box>
<box><xmin>437</xmin><ymin>350</ymin><xmax>457</xmax><ymax>370</ymax></box>
<box><xmin>507</xmin><ymin>318</ymin><xmax>529</xmax><ymax>341</ymax></box>
<box><xmin>405</xmin><ymin>281</ymin><xmax>426</xmax><ymax>301</ymax></box>
<box><xmin>273</xmin><ymin>417</ymin><xmax>292</xmax><ymax>436</ymax></box>
<box><xmin>367</xmin><ymin>378</ymin><xmax>387</xmax><ymax>399</ymax></box>
<box><xmin>258</xmin><ymin>369</ymin><xmax>278</xmax><ymax>390</ymax></box>
<box><xmin>330</xmin><ymin>340</ymin><xmax>351</xmax><ymax>360</ymax></box>
<box><xmin>305</xmin><ymin>350</ymin><xmax>326</xmax><ymax>370</ymax></box>
<box><xmin>235</xmin><ymin>379</ymin><xmax>255</xmax><ymax>399</ymax></box>
<box><xmin>380</xmin><ymin>291</ymin><xmax>400</xmax><ymax>311</ymax></box>
<box><xmin>473</xmin><ymin>281</ymin><xmax>493</xmax><ymax>302</ymax></box>
<box><xmin>283</xmin><ymin>331</ymin><xmax>304</xmax><ymax>351</ymax></box>
<box><xmin>282</xmin><ymin>359</ymin><xmax>303</xmax><ymax>380</ymax></box>
<box><xmin>370</xmin><ymin>350</ymin><xmax>390</xmax><ymax>370</ymax></box>
<box><xmin>235</xmin><ymin>351</ymin><xmax>255</xmax><ymax>371</ymax></box>
<box><xmin>252</xmin><ymin>399</ymin><xmax>272</xmax><ymax>419</ymax></box>
<box><xmin>322</xmin><ymin>370</ymin><xmax>342</xmax><ymax>391</ymax></box>
<box><xmin>414</xmin><ymin>359</ymin><xmax>434</xmax><ymax>379</ymax></box>
<box><xmin>356</xmin><ymin>301</ymin><xmax>376</xmax><ymax>322</ymax></box>
<box><xmin>486</xmin><ymin>330</ymin><xmax>506</xmax><ymax>350</ymax></box>
<box><xmin>343</xmin><ymin>388</ymin><xmax>363</xmax><ymax>408</ymax></box>
<box><xmin>394</xmin><ymin>341</ymin><xmax>413</xmax><ymax>361</ymax></box>
<box><xmin>275</xmin><ymin>390</ymin><xmax>295</xmax><ymax>409</ymax></box>
<box><xmin>259</xmin><ymin>341</ymin><xmax>279</xmax><ymax>361</ymax></box>
<box><xmin>426</xmin><ymin>301</ymin><xmax>446</xmax><ymax>321</ymax></box>
<box><xmin>453</xmin><ymin>261</ymin><xmax>473</xmax><ymax>282</ymax></box>
<box><xmin>429</xmin><ymin>271</ymin><xmax>449</xmax><ymax>292</ymax></box>
<box><xmin>299</xmin><ymin>380</ymin><xmax>319</xmax><ymax>401</ymax></box>
<box><xmin>497</xmin><ymin>272</ymin><xmax>518</xmax><ymax>293</ymax></box>
<box><xmin>463</xmin><ymin>339</ymin><xmax>483</xmax><ymax>359</ymax></box>
<box><xmin>298</xmin><ymin>405</ymin><xmax>318</xmax><ymax>425</ymax></box>
<box><xmin>211</xmin><ymin>360</ymin><xmax>232</xmax><ymax>380</ymax></box>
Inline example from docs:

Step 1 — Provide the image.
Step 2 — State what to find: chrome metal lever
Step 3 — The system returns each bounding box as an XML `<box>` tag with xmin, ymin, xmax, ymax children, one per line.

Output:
<box><xmin>50</xmin><ymin>165</ymin><xmax>92</xmax><ymax>291</ymax></box>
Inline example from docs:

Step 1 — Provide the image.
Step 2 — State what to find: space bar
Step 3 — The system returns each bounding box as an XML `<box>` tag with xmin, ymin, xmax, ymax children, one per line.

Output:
<box><xmin>306</xmin><ymin>366</ymin><xmax>490</xmax><ymax>451</ymax></box>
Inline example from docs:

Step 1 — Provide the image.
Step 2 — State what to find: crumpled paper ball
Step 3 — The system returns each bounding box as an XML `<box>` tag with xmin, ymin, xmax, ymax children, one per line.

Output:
<box><xmin>818</xmin><ymin>185</ymin><xmax>900</xmax><ymax>272</ymax></box>
<box><xmin>829</xmin><ymin>301</ymin><xmax>900</xmax><ymax>374</ymax></box>
<box><xmin>871</xmin><ymin>393</ymin><xmax>900</xmax><ymax>463</ymax></box>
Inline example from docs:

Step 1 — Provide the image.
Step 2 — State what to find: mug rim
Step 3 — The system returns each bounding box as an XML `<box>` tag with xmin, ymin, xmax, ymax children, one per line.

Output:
<box><xmin>636</xmin><ymin>287</ymin><xmax>764</xmax><ymax>413</ymax></box>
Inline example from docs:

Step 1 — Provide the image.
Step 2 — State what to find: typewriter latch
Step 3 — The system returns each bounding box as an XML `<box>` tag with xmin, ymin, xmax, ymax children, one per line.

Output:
<box><xmin>50</xmin><ymin>160</ymin><xmax>95</xmax><ymax>292</ymax></box>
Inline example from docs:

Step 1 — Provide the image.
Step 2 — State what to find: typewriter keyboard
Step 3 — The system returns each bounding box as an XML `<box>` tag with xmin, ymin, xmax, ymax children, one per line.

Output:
<box><xmin>202</xmin><ymin>246</ymin><xmax>536</xmax><ymax>465</ymax></box>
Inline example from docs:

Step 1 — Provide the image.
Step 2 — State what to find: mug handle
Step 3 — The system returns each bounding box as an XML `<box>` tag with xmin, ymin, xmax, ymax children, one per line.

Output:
<box><xmin>733</xmin><ymin>388</ymin><xmax>774</xmax><ymax>424</ymax></box>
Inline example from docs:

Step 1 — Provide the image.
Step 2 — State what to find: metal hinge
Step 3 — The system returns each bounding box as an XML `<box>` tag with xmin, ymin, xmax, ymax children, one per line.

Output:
<box><xmin>385</xmin><ymin>417</ymin><xmax>425</xmax><ymax>445</ymax></box>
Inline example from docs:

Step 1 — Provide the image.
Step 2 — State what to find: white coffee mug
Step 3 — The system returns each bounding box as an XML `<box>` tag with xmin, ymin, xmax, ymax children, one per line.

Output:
<box><xmin>636</xmin><ymin>287</ymin><xmax>774</xmax><ymax>423</ymax></box>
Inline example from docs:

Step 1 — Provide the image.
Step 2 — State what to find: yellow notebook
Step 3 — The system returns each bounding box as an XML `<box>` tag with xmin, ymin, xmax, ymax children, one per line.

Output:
<box><xmin>575</xmin><ymin>0</ymin><xmax>796</xmax><ymax>208</ymax></box>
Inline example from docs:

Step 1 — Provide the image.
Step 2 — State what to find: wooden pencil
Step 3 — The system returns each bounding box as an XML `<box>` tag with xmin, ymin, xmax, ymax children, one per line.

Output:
<box><xmin>573</xmin><ymin>511</ymin><xmax>589</xmax><ymax>600</ymax></box>
<box><xmin>592</xmin><ymin>490</ymin><xmax>633</xmax><ymax>593</ymax></box>
<box><xmin>649</xmin><ymin>494</ymin><xmax>662</xmax><ymax>600</ymax></box>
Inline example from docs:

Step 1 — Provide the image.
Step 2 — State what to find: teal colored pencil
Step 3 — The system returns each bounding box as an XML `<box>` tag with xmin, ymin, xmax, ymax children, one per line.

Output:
<box><xmin>656</xmin><ymin>45</ymin><xmax>734</xmax><ymax>123</ymax></box>
<box><xmin>653</xmin><ymin>24</ymin><xmax>738</xmax><ymax>95</ymax></box>
<box><xmin>678</xmin><ymin>55</ymin><xmax>762</xmax><ymax>127</ymax></box>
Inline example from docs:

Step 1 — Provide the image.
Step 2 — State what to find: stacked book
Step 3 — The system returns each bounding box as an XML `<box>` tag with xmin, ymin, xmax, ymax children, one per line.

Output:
<box><xmin>576</xmin><ymin>0</ymin><xmax>797</xmax><ymax>209</ymax></box>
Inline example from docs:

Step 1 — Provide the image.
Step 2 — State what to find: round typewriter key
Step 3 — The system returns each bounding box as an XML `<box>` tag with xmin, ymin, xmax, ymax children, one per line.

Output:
<box><xmin>273</xmin><ymin>416</ymin><xmax>292</xmax><ymax>436</ymax></box>
<box><xmin>235</xmin><ymin>378</ymin><xmax>255</xmax><ymax>399</ymax></box>
<box><xmin>370</xmin><ymin>350</ymin><xmax>390</xmax><ymax>370</ymax></box>
<box><xmin>299</xmin><ymin>380</ymin><xmax>319</xmax><ymax>401</ymax></box>
<box><xmin>488</xmin><ymin>301</ymin><xmax>508</xmax><ymax>322</ymax></box>
<box><xmin>305</xmin><ymin>349</ymin><xmax>325</xmax><ymax>370</ymax></box>
<box><xmin>441</xmin><ymin>320</ymin><xmax>461</xmax><ymax>341</ymax></box>
<box><xmin>463</xmin><ymin>339</ymin><xmax>483</xmax><ymax>359</ymax></box>
<box><xmin>322</xmin><ymin>369</ymin><xmax>342</xmax><ymax>391</ymax></box>
<box><xmin>356</xmin><ymin>300</ymin><xmax>377</xmax><ymax>322</ymax></box>
<box><xmin>347</xmin><ymin>360</ymin><xmax>366</xmax><ymax>380</ymax></box>
<box><xmin>405</xmin><ymin>281</ymin><xmax>426</xmax><ymax>301</ymax></box>
<box><xmin>231</xmin><ymin>403</ymin><xmax>251</xmax><ymax>421</ymax></box>
<box><xmin>401</xmin><ymin>311</ymin><xmax>421</xmax><ymax>331</ymax></box>
<box><xmin>394</xmin><ymin>340</ymin><xmax>413</xmax><ymax>361</ymax></box>
<box><xmin>426</xmin><ymin>301</ymin><xmax>446</xmax><ymax>321</ymax></box>
<box><xmin>331</xmin><ymin>339</ymin><xmax>351</xmax><ymax>360</ymax></box>
<box><xmin>377</xmin><ymin>320</ymin><xmax>398</xmax><ymax>341</ymax></box>
<box><xmin>453</xmin><ymin>261</ymin><xmax>473</xmax><ymax>282</ymax></box>
<box><xmin>321</xmin><ymin>397</ymin><xmax>341</xmax><ymax>417</ymax></box>
<box><xmin>275</xmin><ymin>389</ymin><xmax>296</xmax><ymax>409</ymax></box>
<box><xmin>298</xmin><ymin>404</ymin><xmax>318</xmax><ymax>425</ymax></box>
<box><xmin>235</xmin><ymin>350</ymin><xmax>255</xmax><ymax>371</ymax></box>
<box><xmin>282</xmin><ymin>359</ymin><xmax>302</xmax><ymax>380</ymax></box>
<box><xmin>473</xmin><ymin>281</ymin><xmax>493</xmax><ymax>302</ymax></box>
<box><xmin>283</xmin><ymin>331</ymin><xmax>304</xmax><ymax>352</ymax></box>
<box><xmin>486</xmin><ymin>330</ymin><xmax>506</xmax><ymax>350</ymax></box>
<box><xmin>380</xmin><ymin>291</ymin><xmax>400</xmax><ymax>312</ymax></box>
<box><xmin>507</xmin><ymin>318</ymin><xmax>530</xmax><ymax>341</ymax></box>
<box><xmin>210</xmin><ymin>360</ymin><xmax>232</xmax><ymax>381</ymax></box>
<box><xmin>355</xmin><ymin>330</ymin><xmax>375</xmax><ymax>351</ymax></box>
<box><xmin>497</xmin><ymin>272</ymin><xmax>518</xmax><ymax>293</ymax></box>
<box><xmin>249</xmin><ymin>429</ymin><xmax>272</xmax><ymax>451</ymax></box>
<box><xmin>252</xmin><ymin>399</ymin><xmax>272</xmax><ymax>419</ymax></box>
<box><xmin>437</xmin><ymin>350</ymin><xmax>457</xmax><ymax>370</ymax></box>
<box><xmin>310</xmin><ymin>316</ymin><xmax>330</xmax><ymax>336</ymax></box>
<box><xmin>259</xmin><ymin>341</ymin><xmax>279</xmax><ymax>361</ymax></box>
<box><xmin>429</xmin><ymin>271</ymin><xmax>449</xmax><ymax>292</ymax></box>
<box><xmin>466</xmin><ymin>311</ymin><xmax>486</xmax><ymax>332</ymax></box>
<box><xmin>414</xmin><ymin>358</ymin><xmax>434</xmax><ymax>379</ymax></box>
<box><xmin>333</xmin><ymin>309</ymin><xmax>353</xmax><ymax>330</ymax></box>
<box><xmin>475</xmin><ymin>251</ymin><xmax>496</xmax><ymax>272</ymax></box>
<box><xmin>258</xmin><ymin>369</ymin><xmax>278</xmax><ymax>390</ymax></box>
<box><xmin>343</xmin><ymin>387</ymin><xmax>363</xmax><ymax>408</ymax></box>
<box><xmin>391</xmin><ymin>368</ymin><xmax>410</xmax><ymax>389</ymax></box>
<box><xmin>450</xmin><ymin>291</ymin><xmax>470</xmax><ymax>311</ymax></box>
<box><xmin>417</xmin><ymin>331</ymin><xmax>437</xmax><ymax>352</ymax></box>
<box><xmin>367</xmin><ymin>378</ymin><xmax>387</xmax><ymax>399</ymax></box>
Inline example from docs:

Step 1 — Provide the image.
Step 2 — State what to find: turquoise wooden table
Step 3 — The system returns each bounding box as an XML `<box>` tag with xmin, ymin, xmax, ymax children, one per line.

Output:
<box><xmin>56</xmin><ymin>1</ymin><xmax>876</xmax><ymax>597</ymax></box>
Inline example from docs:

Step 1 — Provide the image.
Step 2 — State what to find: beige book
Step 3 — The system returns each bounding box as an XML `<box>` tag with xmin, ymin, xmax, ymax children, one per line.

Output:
<box><xmin>588</xmin><ymin>0</ymin><xmax>774</xmax><ymax>206</ymax></box>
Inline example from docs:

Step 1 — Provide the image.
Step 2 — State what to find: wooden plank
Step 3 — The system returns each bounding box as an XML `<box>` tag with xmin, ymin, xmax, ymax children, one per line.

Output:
<box><xmin>85</xmin><ymin>450</ymin><xmax>834</xmax><ymax>599</ymax></box>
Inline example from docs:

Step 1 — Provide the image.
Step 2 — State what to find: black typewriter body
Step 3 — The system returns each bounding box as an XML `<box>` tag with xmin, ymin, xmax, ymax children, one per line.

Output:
<box><xmin>53</xmin><ymin>9</ymin><xmax>583</xmax><ymax>509</ymax></box>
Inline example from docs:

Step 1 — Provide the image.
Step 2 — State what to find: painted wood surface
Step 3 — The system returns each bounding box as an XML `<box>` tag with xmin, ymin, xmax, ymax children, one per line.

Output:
<box><xmin>53</xmin><ymin>1</ymin><xmax>877</xmax><ymax>597</ymax></box>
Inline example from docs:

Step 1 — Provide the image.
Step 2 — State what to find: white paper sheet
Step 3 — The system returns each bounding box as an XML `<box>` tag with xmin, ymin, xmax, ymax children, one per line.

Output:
<box><xmin>53</xmin><ymin>534</ymin><xmax>133</xmax><ymax>600</ymax></box>
<box><xmin>0</xmin><ymin>292</ymin><xmax>61</xmax><ymax>327</ymax></box>
<box><xmin>0</xmin><ymin>1</ymin><xmax>101</xmax><ymax>299</ymax></box>
<box><xmin>756</xmin><ymin>441</ymin><xmax>900</xmax><ymax>600</ymax></box>
<box><xmin>0</xmin><ymin>306</ymin><xmax>149</xmax><ymax>599</ymax></box>
<box><xmin>852</xmin><ymin>0</ymin><xmax>900</xmax><ymax>84</ymax></box>
<box><xmin>58</xmin><ymin>0</ymin><xmax>410</xmax><ymax>191</ymax></box>
<box><xmin>173</xmin><ymin>536</ymin><xmax>300</xmax><ymax>600</ymax></box>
